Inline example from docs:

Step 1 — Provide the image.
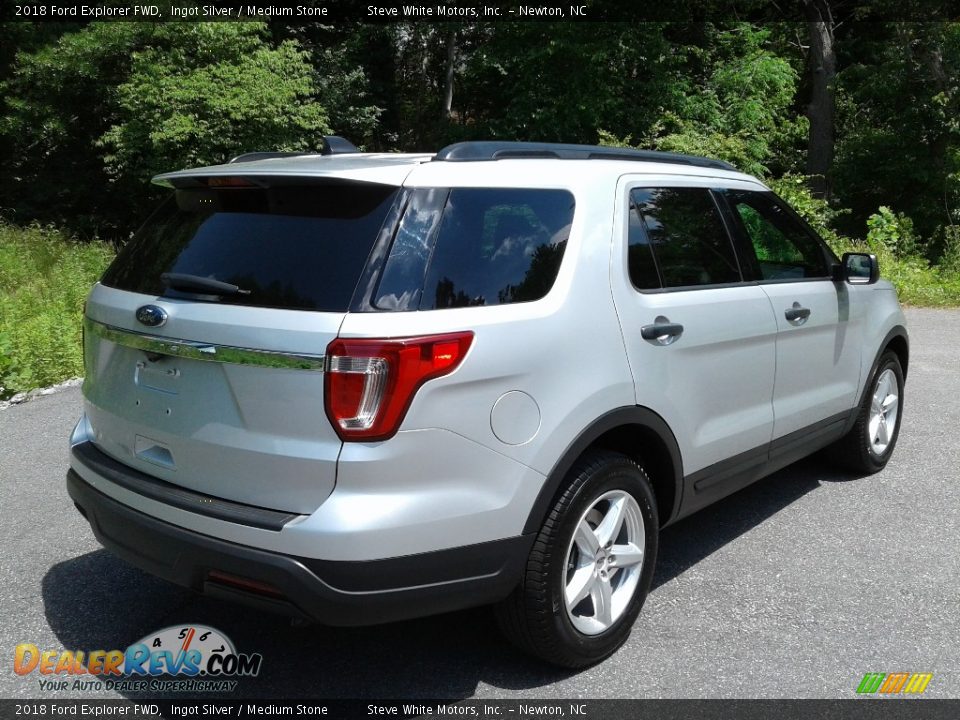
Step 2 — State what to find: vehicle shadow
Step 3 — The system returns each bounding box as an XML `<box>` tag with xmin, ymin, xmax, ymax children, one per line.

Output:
<box><xmin>651</xmin><ymin>455</ymin><xmax>848</xmax><ymax>590</ymax></box>
<box><xmin>42</xmin><ymin>455</ymin><xmax>852</xmax><ymax>700</ymax></box>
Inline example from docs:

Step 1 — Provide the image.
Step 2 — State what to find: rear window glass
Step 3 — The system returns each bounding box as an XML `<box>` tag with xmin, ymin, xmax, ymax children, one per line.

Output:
<box><xmin>101</xmin><ymin>182</ymin><xmax>399</xmax><ymax>312</ymax></box>
<box><xmin>375</xmin><ymin>188</ymin><xmax>574</xmax><ymax>310</ymax></box>
<box><xmin>630</xmin><ymin>187</ymin><xmax>740</xmax><ymax>289</ymax></box>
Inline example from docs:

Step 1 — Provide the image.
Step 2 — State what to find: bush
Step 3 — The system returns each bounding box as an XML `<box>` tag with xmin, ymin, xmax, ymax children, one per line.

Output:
<box><xmin>0</xmin><ymin>222</ymin><xmax>114</xmax><ymax>398</ymax></box>
<box><xmin>860</xmin><ymin>210</ymin><xmax>960</xmax><ymax>307</ymax></box>
<box><xmin>935</xmin><ymin>225</ymin><xmax>960</xmax><ymax>277</ymax></box>
<box><xmin>866</xmin><ymin>206</ymin><xmax>920</xmax><ymax>259</ymax></box>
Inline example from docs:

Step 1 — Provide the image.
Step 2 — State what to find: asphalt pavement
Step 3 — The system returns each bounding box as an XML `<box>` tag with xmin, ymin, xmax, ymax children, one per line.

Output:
<box><xmin>1</xmin><ymin>307</ymin><xmax>957</xmax><ymax>700</ymax></box>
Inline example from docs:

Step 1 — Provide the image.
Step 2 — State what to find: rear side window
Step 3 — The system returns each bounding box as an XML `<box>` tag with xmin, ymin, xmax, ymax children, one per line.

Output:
<box><xmin>101</xmin><ymin>182</ymin><xmax>399</xmax><ymax>312</ymax></box>
<box><xmin>375</xmin><ymin>188</ymin><xmax>574</xmax><ymax>310</ymax></box>
<box><xmin>628</xmin><ymin>187</ymin><xmax>741</xmax><ymax>289</ymax></box>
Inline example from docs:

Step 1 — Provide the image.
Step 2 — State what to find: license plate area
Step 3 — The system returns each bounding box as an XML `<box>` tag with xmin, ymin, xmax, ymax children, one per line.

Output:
<box><xmin>135</xmin><ymin>358</ymin><xmax>180</xmax><ymax>395</ymax></box>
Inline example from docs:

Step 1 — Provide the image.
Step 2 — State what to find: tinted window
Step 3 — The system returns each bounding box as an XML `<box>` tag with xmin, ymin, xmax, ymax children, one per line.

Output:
<box><xmin>101</xmin><ymin>183</ymin><xmax>398</xmax><ymax>311</ymax></box>
<box><xmin>374</xmin><ymin>189</ymin><xmax>447</xmax><ymax>311</ymax></box>
<box><xmin>376</xmin><ymin>188</ymin><xmax>574</xmax><ymax>310</ymax></box>
<box><xmin>627</xmin><ymin>196</ymin><xmax>662</xmax><ymax>290</ymax></box>
<box><xmin>725</xmin><ymin>190</ymin><xmax>828</xmax><ymax>280</ymax></box>
<box><xmin>630</xmin><ymin>188</ymin><xmax>740</xmax><ymax>288</ymax></box>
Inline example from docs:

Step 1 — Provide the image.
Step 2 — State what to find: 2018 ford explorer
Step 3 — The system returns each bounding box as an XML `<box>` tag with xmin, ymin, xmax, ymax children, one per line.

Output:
<box><xmin>68</xmin><ymin>139</ymin><xmax>908</xmax><ymax>667</ymax></box>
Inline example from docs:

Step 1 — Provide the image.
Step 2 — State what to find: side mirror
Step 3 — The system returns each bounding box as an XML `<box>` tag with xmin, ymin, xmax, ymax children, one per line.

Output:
<box><xmin>839</xmin><ymin>252</ymin><xmax>879</xmax><ymax>285</ymax></box>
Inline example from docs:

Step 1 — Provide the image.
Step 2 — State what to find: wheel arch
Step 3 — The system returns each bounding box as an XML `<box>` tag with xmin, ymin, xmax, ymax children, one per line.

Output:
<box><xmin>884</xmin><ymin>328</ymin><xmax>909</xmax><ymax>380</ymax></box>
<box><xmin>844</xmin><ymin>325</ymin><xmax>909</xmax><ymax>436</ymax></box>
<box><xmin>523</xmin><ymin>407</ymin><xmax>684</xmax><ymax>534</ymax></box>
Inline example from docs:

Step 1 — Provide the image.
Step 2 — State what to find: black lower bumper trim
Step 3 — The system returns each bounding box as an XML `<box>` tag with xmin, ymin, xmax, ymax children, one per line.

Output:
<box><xmin>71</xmin><ymin>441</ymin><xmax>299</xmax><ymax>531</ymax></box>
<box><xmin>67</xmin><ymin>469</ymin><xmax>533</xmax><ymax>626</ymax></box>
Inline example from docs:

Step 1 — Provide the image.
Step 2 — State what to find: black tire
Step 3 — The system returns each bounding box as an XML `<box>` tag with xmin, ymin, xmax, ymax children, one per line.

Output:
<box><xmin>827</xmin><ymin>351</ymin><xmax>905</xmax><ymax>474</ymax></box>
<box><xmin>495</xmin><ymin>450</ymin><xmax>659</xmax><ymax>668</ymax></box>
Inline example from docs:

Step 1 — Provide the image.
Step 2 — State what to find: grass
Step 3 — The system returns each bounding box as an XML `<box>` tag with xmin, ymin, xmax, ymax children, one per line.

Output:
<box><xmin>0</xmin><ymin>222</ymin><xmax>114</xmax><ymax>399</ymax></box>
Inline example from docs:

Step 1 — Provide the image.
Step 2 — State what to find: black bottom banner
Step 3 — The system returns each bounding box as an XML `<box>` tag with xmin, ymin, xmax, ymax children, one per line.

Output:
<box><xmin>2</xmin><ymin>699</ymin><xmax>958</xmax><ymax>720</ymax></box>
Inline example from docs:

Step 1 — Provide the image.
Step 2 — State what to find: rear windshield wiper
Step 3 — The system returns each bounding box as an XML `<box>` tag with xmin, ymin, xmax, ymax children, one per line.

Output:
<box><xmin>160</xmin><ymin>273</ymin><xmax>251</xmax><ymax>297</ymax></box>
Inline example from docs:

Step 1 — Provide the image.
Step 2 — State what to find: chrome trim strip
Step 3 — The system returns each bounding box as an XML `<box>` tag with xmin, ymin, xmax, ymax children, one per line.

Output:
<box><xmin>85</xmin><ymin>318</ymin><xmax>326</xmax><ymax>371</ymax></box>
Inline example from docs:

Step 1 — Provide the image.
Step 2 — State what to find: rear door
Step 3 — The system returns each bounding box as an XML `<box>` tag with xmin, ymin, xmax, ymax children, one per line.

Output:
<box><xmin>610</xmin><ymin>180</ymin><xmax>779</xmax><ymax>513</ymax></box>
<box><xmin>83</xmin><ymin>179</ymin><xmax>401</xmax><ymax>514</ymax></box>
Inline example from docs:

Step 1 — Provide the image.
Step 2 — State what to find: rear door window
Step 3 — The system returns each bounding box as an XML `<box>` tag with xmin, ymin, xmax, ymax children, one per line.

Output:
<box><xmin>101</xmin><ymin>182</ymin><xmax>399</xmax><ymax>312</ymax></box>
<box><xmin>629</xmin><ymin>187</ymin><xmax>741</xmax><ymax>289</ymax></box>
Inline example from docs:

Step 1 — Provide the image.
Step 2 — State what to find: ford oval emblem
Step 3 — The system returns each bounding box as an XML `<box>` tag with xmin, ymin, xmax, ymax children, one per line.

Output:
<box><xmin>135</xmin><ymin>305</ymin><xmax>168</xmax><ymax>328</ymax></box>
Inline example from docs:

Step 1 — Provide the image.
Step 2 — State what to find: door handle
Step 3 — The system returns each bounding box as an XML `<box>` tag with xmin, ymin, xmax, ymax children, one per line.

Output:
<box><xmin>641</xmin><ymin>319</ymin><xmax>684</xmax><ymax>345</ymax></box>
<box><xmin>784</xmin><ymin>303</ymin><xmax>811</xmax><ymax>324</ymax></box>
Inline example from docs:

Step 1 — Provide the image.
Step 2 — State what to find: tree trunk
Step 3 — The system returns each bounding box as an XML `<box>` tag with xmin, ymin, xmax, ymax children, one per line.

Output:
<box><xmin>919</xmin><ymin>32</ymin><xmax>953</xmax><ymax>230</ymax></box>
<box><xmin>441</xmin><ymin>27</ymin><xmax>457</xmax><ymax>122</ymax></box>
<box><xmin>803</xmin><ymin>0</ymin><xmax>836</xmax><ymax>199</ymax></box>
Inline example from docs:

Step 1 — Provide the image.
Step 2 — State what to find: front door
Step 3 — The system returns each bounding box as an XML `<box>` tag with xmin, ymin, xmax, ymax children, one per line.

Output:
<box><xmin>720</xmin><ymin>190</ymin><xmax>863</xmax><ymax>440</ymax></box>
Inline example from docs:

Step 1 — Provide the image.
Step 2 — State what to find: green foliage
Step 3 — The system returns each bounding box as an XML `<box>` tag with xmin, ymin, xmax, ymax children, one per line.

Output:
<box><xmin>2</xmin><ymin>22</ymin><xmax>331</xmax><ymax>236</ymax></box>
<box><xmin>100</xmin><ymin>24</ymin><xmax>330</xmax><ymax>185</ymax></box>
<box><xmin>866</xmin><ymin>244</ymin><xmax>960</xmax><ymax>308</ymax></box>
<box><xmin>455</xmin><ymin>23</ymin><xmax>682</xmax><ymax>146</ymax></box>
<box><xmin>312</xmin><ymin>47</ymin><xmax>381</xmax><ymax>149</ymax></box>
<box><xmin>2</xmin><ymin>23</ymin><xmax>145</xmax><ymax>235</ymax></box>
<box><xmin>651</xmin><ymin>24</ymin><xmax>805</xmax><ymax>177</ymax></box>
<box><xmin>0</xmin><ymin>223</ymin><xmax>114</xmax><ymax>398</ymax></box>
<box><xmin>936</xmin><ymin>225</ymin><xmax>960</xmax><ymax>276</ymax></box>
<box><xmin>866</xmin><ymin>206</ymin><xmax>920</xmax><ymax>258</ymax></box>
<box><xmin>834</xmin><ymin>22</ymin><xmax>960</xmax><ymax>248</ymax></box>
<box><xmin>825</xmin><ymin>207</ymin><xmax>960</xmax><ymax>307</ymax></box>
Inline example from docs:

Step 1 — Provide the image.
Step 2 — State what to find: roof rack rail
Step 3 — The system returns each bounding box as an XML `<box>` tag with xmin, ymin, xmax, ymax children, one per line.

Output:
<box><xmin>229</xmin><ymin>136</ymin><xmax>359</xmax><ymax>164</ymax></box>
<box><xmin>434</xmin><ymin>141</ymin><xmax>737</xmax><ymax>171</ymax></box>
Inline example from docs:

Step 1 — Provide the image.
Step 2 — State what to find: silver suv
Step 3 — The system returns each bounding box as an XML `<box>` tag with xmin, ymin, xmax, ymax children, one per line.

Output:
<box><xmin>68</xmin><ymin>140</ymin><xmax>908</xmax><ymax>667</ymax></box>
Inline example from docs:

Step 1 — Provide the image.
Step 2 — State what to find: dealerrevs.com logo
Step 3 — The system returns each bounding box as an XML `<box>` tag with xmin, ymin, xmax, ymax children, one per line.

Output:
<box><xmin>14</xmin><ymin>625</ymin><xmax>262</xmax><ymax>693</ymax></box>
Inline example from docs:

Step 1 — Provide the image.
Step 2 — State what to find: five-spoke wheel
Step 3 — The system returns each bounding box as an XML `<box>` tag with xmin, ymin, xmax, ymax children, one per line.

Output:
<box><xmin>564</xmin><ymin>490</ymin><xmax>645</xmax><ymax>635</ymax></box>
<box><xmin>495</xmin><ymin>451</ymin><xmax>658</xmax><ymax>668</ymax></box>
<box><xmin>868</xmin><ymin>368</ymin><xmax>900</xmax><ymax>456</ymax></box>
<box><xmin>828</xmin><ymin>350</ymin><xmax>905</xmax><ymax>474</ymax></box>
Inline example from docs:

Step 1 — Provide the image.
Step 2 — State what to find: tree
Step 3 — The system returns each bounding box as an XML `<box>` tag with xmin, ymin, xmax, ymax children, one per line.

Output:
<box><xmin>455</xmin><ymin>23</ymin><xmax>682</xmax><ymax>145</ymax></box>
<box><xmin>833</xmin><ymin>22</ymin><xmax>960</xmax><ymax>249</ymax></box>
<box><xmin>100</xmin><ymin>24</ymin><xmax>330</xmax><ymax>186</ymax></box>
<box><xmin>1</xmin><ymin>22</ymin><xmax>330</xmax><ymax>237</ymax></box>
<box><xmin>802</xmin><ymin>0</ymin><xmax>837</xmax><ymax>198</ymax></box>
<box><xmin>650</xmin><ymin>24</ymin><xmax>804</xmax><ymax>177</ymax></box>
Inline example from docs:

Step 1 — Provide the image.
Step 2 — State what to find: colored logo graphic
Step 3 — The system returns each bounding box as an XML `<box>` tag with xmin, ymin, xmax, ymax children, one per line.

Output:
<box><xmin>14</xmin><ymin>624</ymin><xmax>262</xmax><ymax>678</ymax></box>
<box><xmin>857</xmin><ymin>672</ymin><xmax>933</xmax><ymax>695</ymax></box>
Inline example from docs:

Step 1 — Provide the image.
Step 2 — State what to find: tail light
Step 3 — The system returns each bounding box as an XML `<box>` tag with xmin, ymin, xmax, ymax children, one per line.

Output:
<box><xmin>325</xmin><ymin>332</ymin><xmax>474</xmax><ymax>441</ymax></box>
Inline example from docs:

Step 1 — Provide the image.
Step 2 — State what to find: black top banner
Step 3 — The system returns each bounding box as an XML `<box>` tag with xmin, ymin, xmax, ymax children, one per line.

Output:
<box><xmin>2</xmin><ymin>0</ymin><xmax>960</xmax><ymax>23</ymax></box>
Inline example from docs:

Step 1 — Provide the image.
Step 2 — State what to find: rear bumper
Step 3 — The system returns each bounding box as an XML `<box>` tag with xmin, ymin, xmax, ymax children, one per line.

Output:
<box><xmin>67</xmin><ymin>464</ymin><xmax>533</xmax><ymax>626</ymax></box>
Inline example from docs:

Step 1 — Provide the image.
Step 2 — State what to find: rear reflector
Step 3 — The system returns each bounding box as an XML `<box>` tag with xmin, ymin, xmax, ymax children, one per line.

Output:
<box><xmin>325</xmin><ymin>332</ymin><xmax>474</xmax><ymax>441</ymax></box>
<box><xmin>207</xmin><ymin>570</ymin><xmax>284</xmax><ymax>598</ymax></box>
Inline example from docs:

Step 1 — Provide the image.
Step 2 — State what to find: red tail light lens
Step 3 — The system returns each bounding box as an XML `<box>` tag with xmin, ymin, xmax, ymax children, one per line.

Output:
<box><xmin>325</xmin><ymin>332</ymin><xmax>474</xmax><ymax>441</ymax></box>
